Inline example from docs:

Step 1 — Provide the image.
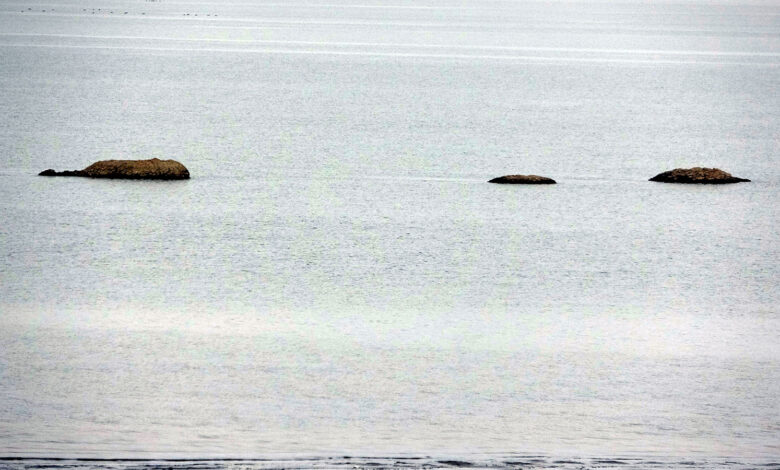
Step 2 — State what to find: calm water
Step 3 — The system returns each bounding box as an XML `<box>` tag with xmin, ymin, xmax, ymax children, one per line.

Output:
<box><xmin>0</xmin><ymin>0</ymin><xmax>779</xmax><ymax>466</ymax></box>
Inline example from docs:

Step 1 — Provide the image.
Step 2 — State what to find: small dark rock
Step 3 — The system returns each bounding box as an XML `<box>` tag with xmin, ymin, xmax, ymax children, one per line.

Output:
<box><xmin>488</xmin><ymin>174</ymin><xmax>556</xmax><ymax>184</ymax></box>
<box><xmin>39</xmin><ymin>169</ymin><xmax>85</xmax><ymax>177</ymax></box>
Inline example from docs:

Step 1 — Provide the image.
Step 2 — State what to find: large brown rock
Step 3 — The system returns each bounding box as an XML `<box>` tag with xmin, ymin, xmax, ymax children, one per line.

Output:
<box><xmin>649</xmin><ymin>167</ymin><xmax>749</xmax><ymax>184</ymax></box>
<box><xmin>39</xmin><ymin>158</ymin><xmax>189</xmax><ymax>180</ymax></box>
<box><xmin>488</xmin><ymin>174</ymin><xmax>556</xmax><ymax>184</ymax></box>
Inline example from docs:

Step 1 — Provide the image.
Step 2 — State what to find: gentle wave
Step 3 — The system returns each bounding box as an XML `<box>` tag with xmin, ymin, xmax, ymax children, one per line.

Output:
<box><xmin>2</xmin><ymin>33</ymin><xmax>779</xmax><ymax>58</ymax></box>
<box><xmin>4</xmin><ymin>11</ymin><xmax>780</xmax><ymax>37</ymax></box>
<box><xmin>2</xmin><ymin>43</ymin><xmax>779</xmax><ymax>66</ymax></box>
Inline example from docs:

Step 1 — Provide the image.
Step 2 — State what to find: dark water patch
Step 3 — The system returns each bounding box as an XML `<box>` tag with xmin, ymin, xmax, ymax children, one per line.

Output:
<box><xmin>25</xmin><ymin>466</ymin><xmax>85</xmax><ymax>469</ymax></box>
<box><xmin>131</xmin><ymin>466</ymin><xmax>225</xmax><ymax>470</ymax></box>
<box><xmin>4</xmin><ymin>458</ymin><xmax>780</xmax><ymax>470</ymax></box>
<box><xmin>502</xmin><ymin>459</ymin><xmax>546</xmax><ymax>465</ymax></box>
<box><xmin>0</xmin><ymin>460</ymin><xmax>267</xmax><ymax>463</ymax></box>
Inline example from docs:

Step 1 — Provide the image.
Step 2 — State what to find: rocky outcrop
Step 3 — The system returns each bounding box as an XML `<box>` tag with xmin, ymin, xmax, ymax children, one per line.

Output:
<box><xmin>488</xmin><ymin>174</ymin><xmax>556</xmax><ymax>184</ymax></box>
<box><xmin>39</xmin><ymin>158</ymin><xmax>189</xmax><ymax>180</ymax></box>
<box><xmin>649</xmin><ymin>167</ymin><xmax>749</xmax><ymax>184</ymax></box>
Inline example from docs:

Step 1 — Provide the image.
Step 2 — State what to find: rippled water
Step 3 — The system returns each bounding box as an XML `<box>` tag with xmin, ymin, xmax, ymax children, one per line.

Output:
<box><xmin>2</xmin><ymin>456</ymin><xmax>780</xmax><ymax>470</ymax></box>
<box><xmin>0</xmin><ymin>0</ymin><xmax>779</xmax><ymax>466</ymax></box>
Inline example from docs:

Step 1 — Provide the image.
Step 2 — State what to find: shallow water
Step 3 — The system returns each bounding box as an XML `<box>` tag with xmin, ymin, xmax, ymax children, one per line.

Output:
<box><xmin>0</xmin><ymin>0</ymin><xmax>779</xmax><ymax>465</ymax></box>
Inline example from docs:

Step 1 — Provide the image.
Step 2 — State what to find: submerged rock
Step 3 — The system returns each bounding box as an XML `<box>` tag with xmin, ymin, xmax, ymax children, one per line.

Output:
<box><xmin>488</xmin><ymin>174</ymin><xmax>556</xmax><ymax>184</ymax></box>
<box><xmin>649</xmin><ymin>167</ymin><xmax>749</xmax><ymax>184</ymax></box>
<box><xmin>39</xmin><ymin>158</ymin><xmax>189</xmax><ymax>180</ymax></box>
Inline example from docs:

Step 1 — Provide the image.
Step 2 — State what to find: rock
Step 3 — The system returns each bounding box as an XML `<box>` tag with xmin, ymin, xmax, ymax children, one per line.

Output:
<box><xmin>649</xmin><ymin>167</ymin><xmax>749</xmax><ymax>184</ymax></box>
<box><xmin>39</xmin><ymin>169</ymin><xmax>85</xmax><ymax>177</ymax></box>
<box><xmin>488</xmin><ymin>174</ymin><xmax>556</xmax><ymax>184</ymax></box>
<box><xmin>38</xmin><ymin>158</ymin><xmax>189</xmax><ymax>180</ymax></box>
<box><xmin>81</xmin><ymin>158</ymin><xmax>190</xmax><ymax>179</ymax></box>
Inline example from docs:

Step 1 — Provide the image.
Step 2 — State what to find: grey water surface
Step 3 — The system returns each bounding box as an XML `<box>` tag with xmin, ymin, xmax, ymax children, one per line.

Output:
<box><xmin>0</xmin><ymin>0</ymin><xmax>779</xmax><ymax>467</ymax></box>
